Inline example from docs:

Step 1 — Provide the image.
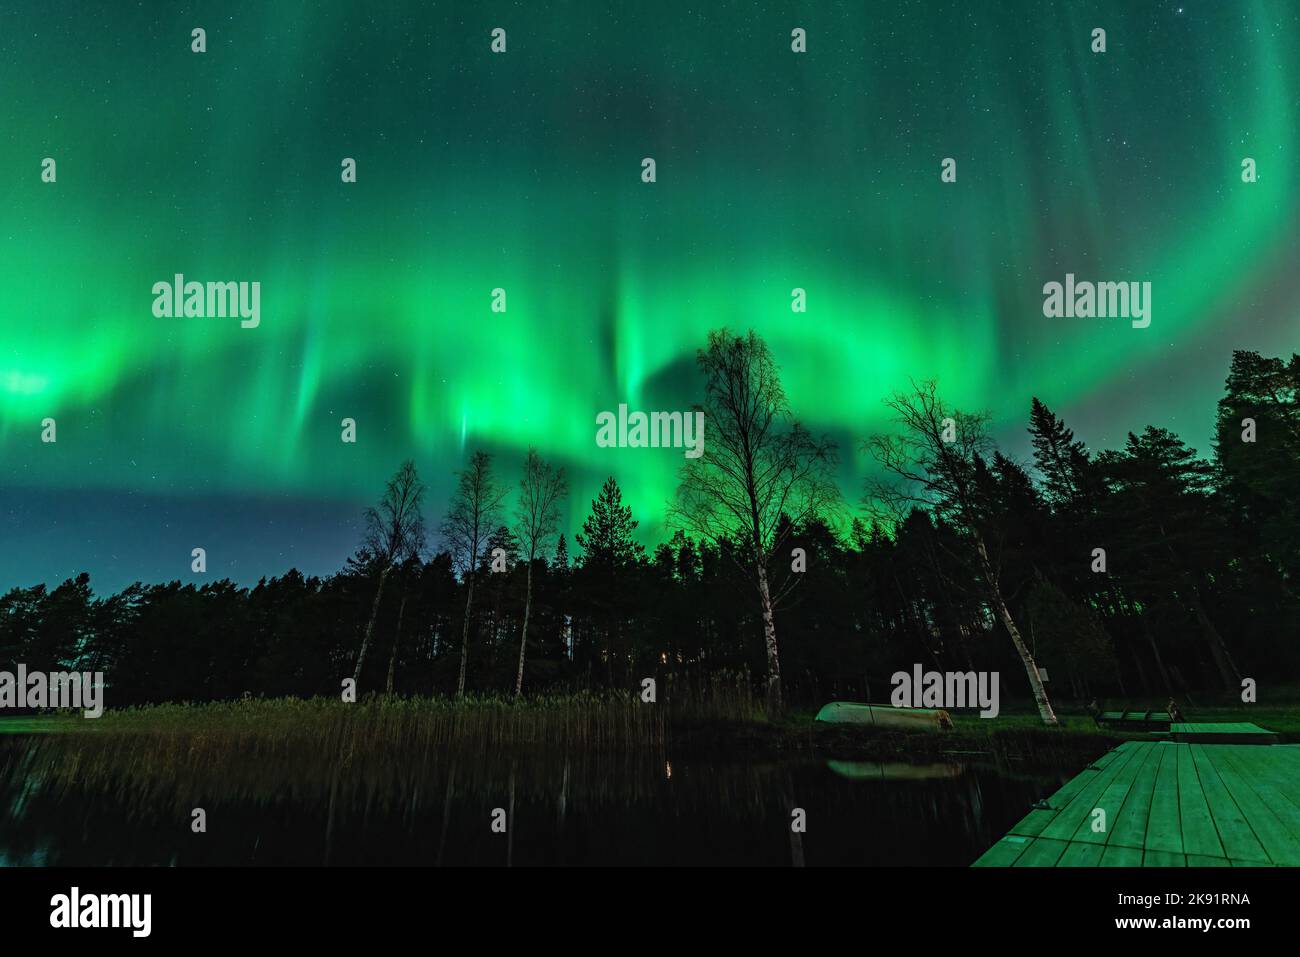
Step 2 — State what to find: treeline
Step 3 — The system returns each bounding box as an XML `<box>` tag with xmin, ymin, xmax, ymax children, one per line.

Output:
<box><xmin>1</xmin><ymin>342</ymin><xmax>1295</xmax><ymax>716</ymax></box>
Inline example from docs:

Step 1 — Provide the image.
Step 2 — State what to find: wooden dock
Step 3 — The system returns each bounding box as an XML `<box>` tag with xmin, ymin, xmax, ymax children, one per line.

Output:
<box><xmin>1170</xmin><ymin>722</ymin><xmax>1279</xmax><ymax>744</ymax></box>
<box><xmin>973</xmin><ymin>741</ymin><xmax>1300</xmax><ymax>866</ymax></box>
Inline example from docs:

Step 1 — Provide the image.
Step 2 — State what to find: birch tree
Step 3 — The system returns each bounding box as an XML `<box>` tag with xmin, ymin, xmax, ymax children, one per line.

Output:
<box><xmin>441</xmin><ymin>451</ymin><xmax>507</xmax><ymax>698</ymax></box>
<box><xmin>671</xmin><ymin>329</ymin><xmax>840</xmax><ymax>713</ymax></box>
<box><xmin>353</xmin><ymin>460</ymin><xmax>426</xmax><ymax>685</ymax></box>
<box><xmin>512</xmin><ymin>448</ymin><xmax>567</xmax><ymax>697</ymax></box>
<box><xmin>863</xmin><ymin>380</ymin><xmax>1059</xmax><ymax>726</ymax></box>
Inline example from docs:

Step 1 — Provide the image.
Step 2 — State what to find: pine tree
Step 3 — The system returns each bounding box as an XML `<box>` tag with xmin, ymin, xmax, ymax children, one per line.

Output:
<box><xmin>574</xmin><ymin>476</ymin><xmax>645</xmax><ymax>684</ymax></box>
<box><xmin>1214</xmin><ymin>350</ymin><xmax>1300</xmax><ymax>584</ymax></box>
<box><xmin>482</xmin><ymin>525</ymin><xmax>520</xmax><ymax>573</ymax></box>
<box><xmin>576</xmin><ymin>476</ymin><xmax>645</xmax><ymax>570</ymax></box>
<box><xmin>1099</xmin><ymin>427</ymin><xmax>1239</xmax><ymax>690</ymax></box>
<box><xmin>1028</xmin><ymin>398</ymin><xmax>1092</xmax><ymax>508</ymax></box>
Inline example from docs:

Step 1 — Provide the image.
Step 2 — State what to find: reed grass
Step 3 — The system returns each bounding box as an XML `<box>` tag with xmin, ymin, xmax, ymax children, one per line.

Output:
<box><xmin>0</xmin><ymin>679</ymin><xmax>772</xmax><ymax>817</ymax></box>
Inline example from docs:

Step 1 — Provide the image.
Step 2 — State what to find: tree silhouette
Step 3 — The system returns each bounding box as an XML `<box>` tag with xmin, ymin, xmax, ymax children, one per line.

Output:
<box><xmin>353</xmin><ymin>460</ymin><xmax>426</xmax><ymax>685</ymax></box>
<box><xmin>440</xmin><ymin>451</ymin><xmax>508</xmax><ymax>697</ymax></box>
<box><xmin>864</xmin><ymin>380</ymin><xmax>1059</xmax><ymax>726</ymax></box>
<box><xmin>672</xmin><ymin>328</ymin><xmax>840</xmax><ymax>713</ymax></box>
<box><xmin>513</xmin><ymin>448</ymin><xmax>567</xmax><ymax>697</ymax></box>
<box><xmin>3</xmin><ymin>345</ymin><xmax>1295</xmax><ymax>714</ymax></box>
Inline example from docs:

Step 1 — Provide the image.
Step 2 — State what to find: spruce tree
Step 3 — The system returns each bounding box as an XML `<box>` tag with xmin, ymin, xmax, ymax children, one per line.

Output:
<box><xmin>576</xmin><ymin>476</ymin><xmax>645</xmax><ymax>570</ymax></box>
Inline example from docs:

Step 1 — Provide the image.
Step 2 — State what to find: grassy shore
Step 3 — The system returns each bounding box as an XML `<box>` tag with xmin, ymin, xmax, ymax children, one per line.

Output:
<box><xmin>3</xmin><ymin>688</ymin><xmax>1295</xmax><ymax>766</ymax></box>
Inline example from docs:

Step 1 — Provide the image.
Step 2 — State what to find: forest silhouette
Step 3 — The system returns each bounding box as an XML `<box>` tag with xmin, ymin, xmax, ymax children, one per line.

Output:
<box><xmin>2</xmin><ymin>338</ymin><xmax>1296</xmax><ymax>717</ymax></box>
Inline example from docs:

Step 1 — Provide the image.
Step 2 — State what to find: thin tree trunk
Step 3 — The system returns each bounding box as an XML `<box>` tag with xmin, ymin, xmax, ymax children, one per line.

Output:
<box><xmin>457</xmin><ymin>572</ymin><xmax>476</xmax><ymax>698</ymax></box>
<box><xmin>514</xmin><ymin>563</ymin><xmax>533</xmax><ymax>698</ymax></box>
<box><xmin>756</xmin><ymin>563</ymin><xmax>783</xmax><ymax>714</ymax></box>
<box><xmin>976</xmin><ymin>539</ymin><xmax>1058</xmax><ymax>727</ymax></box>
<box><xmin>1190</xmin><ymin>593</ymin><xmax>1240</xmax><ymax>691</ymax></box>
<box><xmin>1143</xmin><ymin>623</ymin><xmax>1174</xmax><ymax>695</ymax></box>
<box><xmin>353</xmin><ymin>565</ymin><xmax>391</xmax><ymax>685</ymax></box>
<box><xmin>1132</xmin><ymin>646</ymin><xmax>1151</xmax><ymax>696</ymax></box>
<box><xmin>385</xmin><ymin>590</ymin><xmax>409</xmax><ymax>695</ymax></box>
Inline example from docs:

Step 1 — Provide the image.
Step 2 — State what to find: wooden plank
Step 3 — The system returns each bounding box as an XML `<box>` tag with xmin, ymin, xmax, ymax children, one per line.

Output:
<box><xmin>974</xmin><ymin>742</ymin><xmax>1300</xmax><ymax>868</ymax></box>
<box><xmin>1092</xmin><ymin>745</ymin><xmax>1126</xmax><ymax>769</ymax></box>
<box><xmin>1232</xmin><ymin>778</ymin><xmax>1300</xmax><ymax>847</ymax></box>
<box><xmin>1039</xmin><ymin>742</ymin><xmax>1147</xmax><ymax>842</ymax></box>
<box><xmin>1108</xmin><ymin>738</ymin><xmax>1161</xmax><ymax>849</ymax></box>
<box><xmin>1007</xmin><ymin>808</ymin><xmax>1057</xmax><ymax>838</ymax></box>
<box><xmin>1144</xmin><ymin>743</ymin><xmax>1184</xmax><ymax>854</ymax></box>
<box><xmin>1171</xmin><ymin>722</ymin><xmax>1278</xmax><ymax>743</ymax></box>
<box><xmin>1070</xmin><ymin>740</ymin><xmax>1149</xmax><ymax>846</ymax></box>
<box><xmin>1220</xmin><ymin>746</ymin><xmax>1300</xmax><ymax>839</ymax></box>
<box><xmin>1057</xmin><ymin>842</ymin><xmax>1105</xmax><ymax>866</ymax></box>
<box><xmin>1184</xmin><ymin>722</ymin><xmax>1270</xmax><ymax>734</ymax></box>
<box><xmin>1007</xmin><ymin>743</ymin><xmax>1136</xmax><ymax>838</ymax></box>
<box><xmin>1144</xmin><ymin>849</ymin><xmax>1187</xmax><ymax>866</ymax></box>
<box><xmin>1012</xmin><ymin>837</ymin><xmax>1068</xmax><ymax>867</ymax></box>
<box><xmin>1209</xmin><ymin>747</ymin><xmax>1300</xmax><ymax>866</ymax></box>
<box><xmin>972</xmin><ymin>835</ymin><xmax>1030</xmax><ymax>867</ymax></box>
<box><xmin>1188</xmin><ymin>745</ymin><xmax>1269</xmax><ymax>864</ymax></box>
<box><xmin>1233</xmin><ymin>746</ymin><xmax>1300</xmax><ymax>810</ymax></box>
<box><xmin>1177</xmin><ymin>742</ymin><xmax>1225</xmax><ymax>858</ymax></box>
<box><xmin>1100</xmin><ymin>844</ymin><xmax>1143</xmax><ymax>866</ymax></box>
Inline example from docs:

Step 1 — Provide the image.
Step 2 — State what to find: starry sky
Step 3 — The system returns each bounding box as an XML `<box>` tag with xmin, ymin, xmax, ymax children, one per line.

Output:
<box><xmin>1</xmin><ymin>0</ymin><xmax>1297</xmax><ymax>594</ymax></box>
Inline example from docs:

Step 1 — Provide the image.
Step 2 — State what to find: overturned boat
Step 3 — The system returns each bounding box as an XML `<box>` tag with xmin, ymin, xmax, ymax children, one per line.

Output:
<box><xmin>814</xmin><ymin>701</ymin><xmax>953</xmax><ymax>731</ymax></box>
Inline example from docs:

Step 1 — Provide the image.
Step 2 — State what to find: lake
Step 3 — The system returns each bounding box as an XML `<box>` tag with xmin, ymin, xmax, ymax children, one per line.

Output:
<box><xmin>0</xmin><ymin>734</ymin><xmax>1069</xmax><ymax>866</ymax></box>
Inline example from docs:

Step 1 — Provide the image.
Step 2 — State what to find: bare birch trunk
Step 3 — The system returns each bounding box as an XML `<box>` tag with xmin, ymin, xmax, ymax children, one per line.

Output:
<box><xmin>514</xmin><ymin>563</ymin><xmax>533</xmax><ymax>698</ymax></box>
<box><xmin>456</xmin><ymin>572</ymin><xmax>476</xmax><ymax>698</ymax></box>
<box><xmin>385</xmin><ymin>590</ymin><xmax>408</xmax><ymax>695</ymax></box>
<box><xmin>976</xmin><ymin>539</ymin><xmax>1058</xmax><ymax>727</ymax></box>
<box><xmin>353</xmin><ymin>565</ymin><xmax>390</xmax><ymax>685</ymax></box>
<box><xmin>756</xmin><ymin>563</ymin><xmax>783</xmax><ymax>714</ymax></box>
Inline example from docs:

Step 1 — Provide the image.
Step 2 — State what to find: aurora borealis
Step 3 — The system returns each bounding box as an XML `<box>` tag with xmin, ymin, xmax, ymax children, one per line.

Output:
<box><xmin>1</xmin><ymin>1</ymin><xmax>1297</xmax><ymax>593</ymax></box>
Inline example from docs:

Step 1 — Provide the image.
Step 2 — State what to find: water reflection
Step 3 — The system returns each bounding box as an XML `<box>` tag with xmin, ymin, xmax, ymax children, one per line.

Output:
<box><xmin>826</xmin><ymin>759</ymin><xmax>964</xmax><ymax>781</ymax></box>
<box><xmin>0</xmin><ymin>734</ymin><xmax>1065</xmax><ymax>866</ymax></box>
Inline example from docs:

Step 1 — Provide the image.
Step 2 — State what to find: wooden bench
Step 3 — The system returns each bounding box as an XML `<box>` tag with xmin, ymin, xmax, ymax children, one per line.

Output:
<box><xmin>1094</xmin><ymin>709</ymin><xmax>1173</xmax><ymax>731</ymax></box>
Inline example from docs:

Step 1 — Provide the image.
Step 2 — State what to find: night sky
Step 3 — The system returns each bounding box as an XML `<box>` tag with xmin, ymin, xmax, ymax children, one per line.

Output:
<box><xmin>2</xmin><ymin>1</ymin><xmax>1297</xmax><ymax>593</ymax></box>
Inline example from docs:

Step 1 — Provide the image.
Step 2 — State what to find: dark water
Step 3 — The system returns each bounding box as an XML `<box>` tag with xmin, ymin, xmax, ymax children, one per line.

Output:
<box><xmin>0</xmin><ymin>737</ymin><xmax>1070</xmax><ymax>866</ymax></box>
